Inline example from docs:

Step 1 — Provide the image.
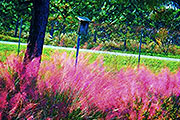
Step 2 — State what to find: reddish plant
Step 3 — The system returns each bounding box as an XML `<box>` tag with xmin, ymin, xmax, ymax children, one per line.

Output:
<box><xmin>0</xmin><ymin>51</ymin><xmax>180</xmax><ymax>119</ymax></box>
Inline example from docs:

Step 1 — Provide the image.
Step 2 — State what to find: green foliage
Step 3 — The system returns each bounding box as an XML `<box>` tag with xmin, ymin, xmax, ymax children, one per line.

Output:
<box><xmin>44</xmin><ymin>32</ymin><xmax>77</xmax><ymax>47</ymax></box>
<box><xmin>44</xmin><ymin>33</ymin><xmax>54</xmax><ymax>45</ymax></box>
<box><xmin>130</xmin><ymin>95</ymin><xmax>180</xmax><ymax>119</ymax></box>
<box><xmin>0</xmin><ymin>0</ymin><xmax>32</xmax><ymax>34</ymax></box>
<box><xmin>1</xmin><ymin>0</ymin><xmax>180</xmax><ymax>54</ymax></box>
<box><xmin>34</xmin><ymin>89</ymin><xmax>87</xmax><ymax>119</ymax></box>
<box><xmin>59</xmin><ymin>32</ymin><xmax>77</xmax><ymax>47</ymax></box>
<box><xmin>161</xmin><ymin>95</ymin><xmax>180</xmax><ymax>119</ymax></box>
<box><xmin>0</xmin><ymin>34</ymin><xmax>26</xmax><ymax>43</ymax></box>
<box><xmin>95</xmin><ymin>36</ymin><xmax>180</xmax><ymax>57</ymax></box>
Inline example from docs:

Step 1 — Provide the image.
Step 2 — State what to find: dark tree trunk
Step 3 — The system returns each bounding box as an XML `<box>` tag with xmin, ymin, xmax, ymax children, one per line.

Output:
<box><xmin>23</xmin><ymin>0</ymin><xmax>50</xmax><ymax>65</ymax></box>
<box><xmin>20</xmin><ymin>0</ymin><xmax>49</xmax><ymax>100</ymax></box>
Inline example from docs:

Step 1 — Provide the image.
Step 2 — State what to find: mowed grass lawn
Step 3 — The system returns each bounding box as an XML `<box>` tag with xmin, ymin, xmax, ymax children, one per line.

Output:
<box><xmin>0</xmin><ymin>42</ymin><xmax>180</xmax><ymax>73</ymax></box>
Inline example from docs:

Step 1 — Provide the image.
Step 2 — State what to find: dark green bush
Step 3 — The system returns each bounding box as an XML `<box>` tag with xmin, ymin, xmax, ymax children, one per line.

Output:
<box><xmin>0</xmin><ymin>34</ymin><xmax>26</xmax><ymax>43</ymax></box>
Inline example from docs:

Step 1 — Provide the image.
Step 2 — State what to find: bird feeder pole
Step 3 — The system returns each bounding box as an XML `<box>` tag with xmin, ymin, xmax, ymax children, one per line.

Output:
<box><xmin>138</xmin><ymin>28</ymin><xmax>143</xmax><ymax>68</ymax></box>
<box><xmin>75</xmin><ymin>16</ymin><xmax>91</xmax><ymax>67</ymax></box>
<box><xmin>18</xmin><ymin>18</ymin><xmax>23</xmax><ymax>55</ymax></box>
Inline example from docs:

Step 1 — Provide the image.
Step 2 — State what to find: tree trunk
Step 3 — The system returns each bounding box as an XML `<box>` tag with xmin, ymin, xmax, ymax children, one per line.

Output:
<box><xmin>1</xmin><ymin>1</ymin><xmax>49</xmax><ymax>119</ymax></box>
<box><xmin>21</xmin><ymin>0</ymin><xmax>49</xmax><ymax>100</ymax></box>
<box><xmin>23</xmin><ymin>0</ymin><xmax>49</xmax><ymax>65</ymax></box>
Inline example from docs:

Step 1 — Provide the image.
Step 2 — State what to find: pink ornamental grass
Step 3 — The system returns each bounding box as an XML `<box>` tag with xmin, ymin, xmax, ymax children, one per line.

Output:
<box><xmin>0</xmin><ymin>54</ymin><xmax>41</xmax><ymax>119</ymax></box>
<box><xmin>0</xmin><ymin>91</ymin><xmax>7</xmax><ymax>110</ymax></box>
<box><xmin>0</xmin><ymin>51</ymin><xmax>180</xmax><ymax>119</ymax></box>
<box><xmin>37</xmin><ymin>51</ymin><xmax>180</xmax><ymax>119</ymax></box>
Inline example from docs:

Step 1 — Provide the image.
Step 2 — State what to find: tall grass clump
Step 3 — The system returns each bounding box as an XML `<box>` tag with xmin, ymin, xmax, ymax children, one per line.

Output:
<box><xmin>0</xmin><ymin>51</ymin><xmax>180</xmax><ymax>119</ymax></box>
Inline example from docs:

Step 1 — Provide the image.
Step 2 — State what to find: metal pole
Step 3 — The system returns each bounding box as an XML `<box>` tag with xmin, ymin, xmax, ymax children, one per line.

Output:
<box><xmin>138</xmin><ymin>28</ymin><xmax>143</xmax><ymax>68</ymax></box>
<box><xmin>75</xmin><ymin>35</ymin><xmax>81</xmax><ymax>67</ymax></box>
<box><xmin>18</xmin><ymin>18</ymin><xmax>23</xmax><ymax>55</ymax></box>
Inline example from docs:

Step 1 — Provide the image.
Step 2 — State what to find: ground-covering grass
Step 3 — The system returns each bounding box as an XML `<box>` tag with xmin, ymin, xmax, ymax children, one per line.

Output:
<box><xmin>0</xmin><ymin>43</ymin><xmax>180</xmax><ymax>73</ymax></box>
<box><xmin>1</xmin><ymin>50</ymin><xmax>180</xmax><ymax>119</ymax></box>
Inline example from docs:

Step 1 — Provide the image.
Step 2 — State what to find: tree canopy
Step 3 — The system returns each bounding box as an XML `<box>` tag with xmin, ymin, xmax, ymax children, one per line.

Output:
<box><xmin>0</xmin><ymin>0</ymin><xmax>179</xmax><ymax>61</ymax></box>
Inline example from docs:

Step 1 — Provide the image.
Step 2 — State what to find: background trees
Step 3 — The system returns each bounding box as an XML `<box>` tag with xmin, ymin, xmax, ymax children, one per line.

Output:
<box><xmin>0</xmin><ymin>0</ymin><xmax>32</xmax><ymax>37</ymax></box>
<box><xmin>0</xmin><ymin>0</ymin><xmax>180</xmax><ymax>61</ymax></box>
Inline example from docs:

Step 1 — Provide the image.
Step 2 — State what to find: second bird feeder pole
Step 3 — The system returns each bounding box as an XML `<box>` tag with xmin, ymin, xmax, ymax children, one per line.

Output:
<box><xmin>18</xmin><ymin>18</ymin><xmax>23</xmax><ymax>55</ymax></box>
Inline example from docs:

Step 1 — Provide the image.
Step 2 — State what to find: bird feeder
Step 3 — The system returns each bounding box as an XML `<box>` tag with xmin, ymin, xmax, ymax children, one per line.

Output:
<box><xmin>75</xmin><ymin>16</ymin><xmax>91</xmax><ymax>67</ymax></box>
<box><xmin>77</xmin><ymin>16</ymin><xmax>91</xmax><ymax>35</ymax></box>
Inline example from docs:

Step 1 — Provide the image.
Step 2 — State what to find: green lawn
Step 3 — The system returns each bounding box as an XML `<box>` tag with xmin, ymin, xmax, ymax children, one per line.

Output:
<box><xmin>112</xmin><ymin>48</ymin><xmax>180</xmax><ymax>59</ymax></box>
<box><xmin>0</xmin><ymin>43</ymin><xmax>180</xmax><ymax>73</ymax></box>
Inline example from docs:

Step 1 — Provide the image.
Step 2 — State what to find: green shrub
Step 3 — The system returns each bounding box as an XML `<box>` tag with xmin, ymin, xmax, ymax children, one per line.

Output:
<box><xmin>0</xmin><ymin>34</ymin><xmax>26</xmax><ymax>43</ymax></box>
<box><xmin>44</xmin><ymin>32</ymin><xmax>77</xmax><ymax>47</ymax></box>
<box><xmin>61</xmin><ymin>32</ymin><xmax>77</xmax><ymax>47</ymax></box>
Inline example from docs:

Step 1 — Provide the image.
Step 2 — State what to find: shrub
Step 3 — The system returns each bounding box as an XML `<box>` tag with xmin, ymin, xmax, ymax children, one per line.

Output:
<box><xmin>59</xmin><ymin>32</ymin><xmax>77</xmax><ymax>47</ymax></box>
<box><xmin>0</xmin><ymin>52</ymin><xmax>180</xmax><ymax>119</ymax></box>
<box><xmin>0</xmin><ymin>53</ymin><xmax>106</xmax><ymax>119</ymax></box>
<box><xmin>0</xmin><ymin>34</ymin><xmax>26</xmax><ymax>43</ymax></box>
<box><xmin>44</xmin><ymin>32</ymin><xmax>77</xmax><ymax>47</ymax></box>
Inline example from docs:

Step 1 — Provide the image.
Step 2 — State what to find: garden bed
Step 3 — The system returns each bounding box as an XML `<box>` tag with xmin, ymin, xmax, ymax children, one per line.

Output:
<box><xmin>0</xmin><ymin>51</ymin><xmax>180</xmax><ymax>119</ymax></box>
